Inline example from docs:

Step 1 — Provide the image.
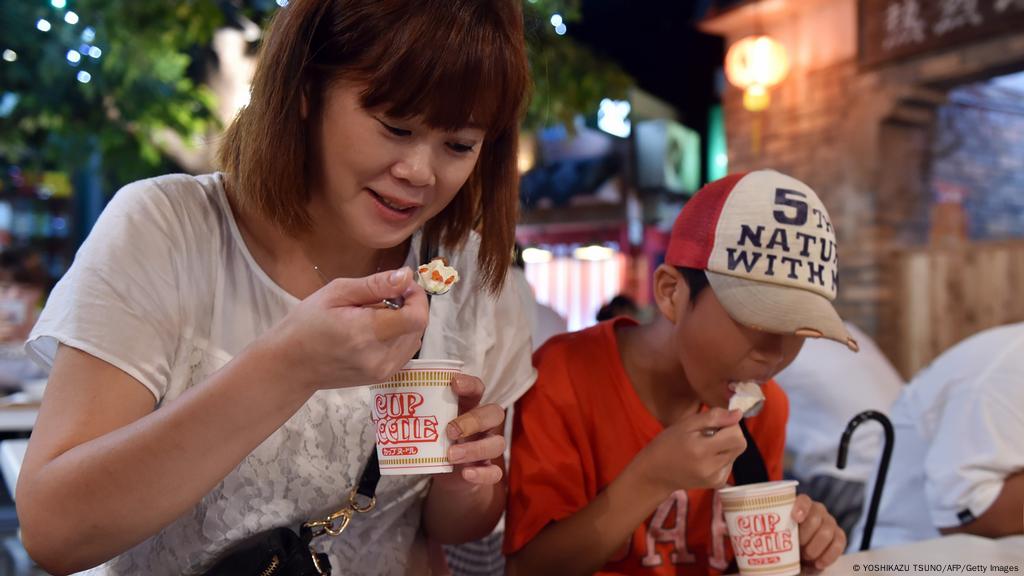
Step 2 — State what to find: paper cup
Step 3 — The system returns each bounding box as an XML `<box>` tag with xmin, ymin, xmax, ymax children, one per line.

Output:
<box><xmin>370</xmin><ymin>359</ymin><xmax>461</xmax><ymax>475</ymax></box>
<box><xmin>719</xmin><ymin>480</ymin><xmax>800</xmax><ymax>576</ymax></box>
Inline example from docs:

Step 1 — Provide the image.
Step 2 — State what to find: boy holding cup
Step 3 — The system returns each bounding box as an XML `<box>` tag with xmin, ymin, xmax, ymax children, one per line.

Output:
<box><xmin>505</xmin><ymin>171</ymin><xmax>855</xmax><ymax>574</ymax></box>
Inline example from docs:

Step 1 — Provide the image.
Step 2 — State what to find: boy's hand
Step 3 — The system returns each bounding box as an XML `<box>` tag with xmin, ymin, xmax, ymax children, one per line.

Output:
<box><xmin>639</xmin><ymin>407</ymin><xmax>747</xmax><ymax>495</ymax></box>
<box><xmin>792</xmin><ymin>495</ymin><xmax>846</xmax><ymax>570</ymax></box>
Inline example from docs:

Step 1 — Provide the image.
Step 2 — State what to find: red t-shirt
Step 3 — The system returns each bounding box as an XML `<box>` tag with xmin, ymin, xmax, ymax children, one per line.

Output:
<box><xmin>504</xmin><ymin>318</ymin><xmax>788</xmax><ymax>575</ymax></box>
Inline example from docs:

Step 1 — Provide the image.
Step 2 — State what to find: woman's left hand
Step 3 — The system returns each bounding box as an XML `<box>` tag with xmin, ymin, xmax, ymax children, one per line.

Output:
<box><xmin>434</xmin><ymin>373</ymin><xmax>506</xmax><ymax>488</ymax></box>
<box><xmin>792</xmin><ymin>494</ymin><xmax>846</xmax><ymax>570</ymax></box>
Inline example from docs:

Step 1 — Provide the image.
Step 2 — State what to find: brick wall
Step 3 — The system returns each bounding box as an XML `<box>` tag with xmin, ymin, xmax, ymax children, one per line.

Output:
<box><xmin>721</xmin><ymin>28</ymin><xmax>1024</xmax><ymax>374</ymax></box>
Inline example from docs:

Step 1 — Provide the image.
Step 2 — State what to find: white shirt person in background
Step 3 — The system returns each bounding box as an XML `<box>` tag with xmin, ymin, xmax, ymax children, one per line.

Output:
<box><xmin>850</xmin><ymin>323</ymin><xmax>1024</xmax><ymax>549</ymax></box>
<box><xmin>774</xmin><ymin>321</ymin><xmax>903</xmax><ymax>538</ymax></box>
<box><xmin>507</xmin><ymin>248</ymin><xmax>568</xmax><ymax>353</ymax></box>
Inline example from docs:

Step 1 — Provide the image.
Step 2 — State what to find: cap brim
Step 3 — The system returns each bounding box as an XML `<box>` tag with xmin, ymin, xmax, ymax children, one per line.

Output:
<box><xmin>706</xmin><ymin>271</ymin><xmax>859</xmax><ymax>352</ymax></box>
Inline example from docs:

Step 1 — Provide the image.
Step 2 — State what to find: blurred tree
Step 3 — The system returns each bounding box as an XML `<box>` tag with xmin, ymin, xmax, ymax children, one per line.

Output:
<box><xmin>0</xmin><ymin>0</ymin><xmax>226</xmax><ymax>187</ymax></box>
<box><xmin>0</xmin><ymin>0</ymin><xmax>632</xmax><ymax>189</ymax></box>
<box><xmin>521</xmin><ymin>0</ymin><xmax>634</xmax><ymax>131</ymax></box>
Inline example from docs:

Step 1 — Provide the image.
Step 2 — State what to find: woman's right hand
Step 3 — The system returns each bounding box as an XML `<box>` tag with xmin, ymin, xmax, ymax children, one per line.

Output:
<box><xmin>637</xmin><ymin>407</ymin><xmax>747</xmax><ymax>496</ymax></box>
<box><xmin>266</xmin><ymin>267</ymin><xmax>430</xmax><ymax>391</ymax></box>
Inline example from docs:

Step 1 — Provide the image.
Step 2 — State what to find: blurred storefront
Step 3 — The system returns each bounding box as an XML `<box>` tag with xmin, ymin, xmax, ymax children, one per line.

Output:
<box><xmin>702</xmin><ymin>0</ymin><xmax>1024</xmax><ymax>377</ymax></box>
<box><xmin>515</xmin><ymin>88</ymin><xmax>703</xmax><ymax>330</ymax></box>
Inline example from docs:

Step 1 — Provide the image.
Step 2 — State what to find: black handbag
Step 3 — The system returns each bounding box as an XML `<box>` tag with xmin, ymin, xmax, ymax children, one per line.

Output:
<box><xmin>202</xmin><ymin>451</ymin><xmax>382</xmax><ymax>576</ymax></box>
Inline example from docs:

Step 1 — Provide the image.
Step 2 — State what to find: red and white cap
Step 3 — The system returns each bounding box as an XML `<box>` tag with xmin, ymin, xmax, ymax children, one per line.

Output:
<box><xmin>666</xmin><ymin>170</ymin><xmax>858</xmax><ymax>351</ymax></box>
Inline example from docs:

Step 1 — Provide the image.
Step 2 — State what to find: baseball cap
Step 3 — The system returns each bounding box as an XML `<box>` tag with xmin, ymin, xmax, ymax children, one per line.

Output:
<box><xmin>665</xmin><ymin>170</ymin><xmax>859</xmax><ymax>352</ymax></box>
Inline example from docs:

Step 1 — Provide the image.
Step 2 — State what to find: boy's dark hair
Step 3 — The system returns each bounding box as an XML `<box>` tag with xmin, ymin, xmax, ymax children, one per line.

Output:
<box><xmin>595</xmin><ymin>294</ymin><xmax>638</xmax><ymax>322</ymax></box>
<box><xmin>677</xmin><ymin>267</ymin><xmax>709</xmax><ymax>303</ymax></box>
<box><xmin>512</xmin><ymin>243</ymin><xmax>525</xmax><ymax>269</ymax></box>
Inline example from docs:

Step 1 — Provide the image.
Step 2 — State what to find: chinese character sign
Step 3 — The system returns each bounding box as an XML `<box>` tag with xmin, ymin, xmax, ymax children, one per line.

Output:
<box><xmin>861</xmin><ymin>0</ymin><xmax>1024</xmax><ymax>66</ymax></box>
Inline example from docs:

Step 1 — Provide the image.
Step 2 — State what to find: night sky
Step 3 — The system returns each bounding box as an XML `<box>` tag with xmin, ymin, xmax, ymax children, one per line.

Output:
<box><xmin>571</xmin><ymin>0</ymin><xmax>731</xmax><ymax>138</ymax></box>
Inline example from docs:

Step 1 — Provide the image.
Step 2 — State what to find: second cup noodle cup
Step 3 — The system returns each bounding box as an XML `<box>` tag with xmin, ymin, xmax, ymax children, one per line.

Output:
<box><xmin>718</xmin><ymin>480</ymin><xmax>801</xmax><ymax>576</ymax></box>
<box><xmin>370</xmin><ymin>359</ymin><xmax>461</xmax><ymax>475</ymax></box>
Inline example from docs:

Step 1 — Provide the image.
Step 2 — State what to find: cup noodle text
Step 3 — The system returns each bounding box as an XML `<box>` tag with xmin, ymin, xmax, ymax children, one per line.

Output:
<box><xmin>370</xmin><ymin>361</ymin><xmax>460</xmax><ymax>475</ymax></box>
<box><xmin>373</xmin><ymin>391</ymin><xmax>440</xmax><ymax>453</ymax></box>
<box><xmin>729</xmin><ymin>511</ymin><xmax>795</xmax><ymax>560</ymax></box>
<box><xmin>720</xmin><ymin>481</ymin><xmax>800</xmax><ymax>576</ymax></box>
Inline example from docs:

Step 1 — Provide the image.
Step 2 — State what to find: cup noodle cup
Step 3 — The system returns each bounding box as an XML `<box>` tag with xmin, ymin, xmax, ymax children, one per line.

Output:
<box><xmin>370</xmin><ymin>359</ymin><xmax>461</xmax><ymax>475</ymax></box>
<box><xmin>718</xmin><ymin>480</ymin><xmax>801</xmax><ymax>576</ymax></box>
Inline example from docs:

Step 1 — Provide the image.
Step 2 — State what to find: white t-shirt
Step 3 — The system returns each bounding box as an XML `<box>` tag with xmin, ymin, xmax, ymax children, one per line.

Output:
<box><xmin>532</xmin><ymin>303</ymin><xmax>567</xmax><ymax>352</ymax></box>
<box><xmin>849</xmin><ymin>323</ymin><xmax>1024</xmax><ymax>549</ymax></box>
<box><xmin>26</xmin><ymin>173</ymin><xmax>536</xmax><ymax>575</ymax></box>
<box><xmin>774</xmin><ymin>322</ymin><xmax>904</xmax><ymax>482</ymax></box>
<box><xmin>506</xmin><ymin>267</ymin><xmax>567</xmax><ymax>352</ymax></box>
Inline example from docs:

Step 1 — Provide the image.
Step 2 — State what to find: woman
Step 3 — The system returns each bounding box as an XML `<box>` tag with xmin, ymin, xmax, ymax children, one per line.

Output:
<box><xmin>16</xmin><ymin>0</ymin><xmax>534</xmax><ymax>574</ymax></box>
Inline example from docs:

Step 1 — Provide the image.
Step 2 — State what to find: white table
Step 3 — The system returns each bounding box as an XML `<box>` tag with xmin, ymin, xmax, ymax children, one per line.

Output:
<box><xmin>0</xmin><ymin>393</ymin><xmax>39</xmax><ymax>433</ymax></box>
<box><xmin>0</xmin><ymin>439</ymin><xmax>27</xmax><ymax>499</ymax></box>
<box><xmin>0</xmin><ymin>439</ymin><xmax>34</xmax><ymax>575</ymax></box>
<box><xmin>0</xmin><ymin>409</ymin><xmax>36</xmax><ymax>433</ymax></box>
<box><xmin>821</xmin><ymin>534</ymin><xmax>1024</xmax><ymax>574</ymax></box>
<box><xmin>0</xmin><ymin>397</ymin><xmax>36</xmax><ymax>499</ymax></box>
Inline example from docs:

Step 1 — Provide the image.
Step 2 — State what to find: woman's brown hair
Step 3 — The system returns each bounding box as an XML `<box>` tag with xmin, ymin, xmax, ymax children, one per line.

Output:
<box><xmin>219</xmin><ymin>0</ymin><xmax>530</xmax><ymax>293</ymax></box>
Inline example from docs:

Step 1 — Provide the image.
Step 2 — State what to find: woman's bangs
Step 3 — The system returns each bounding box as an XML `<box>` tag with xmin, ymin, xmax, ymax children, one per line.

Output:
<box><xmin>354</xmin><ymin>10</ymin><xmax>526</xmax><ymax>138</ymax></box>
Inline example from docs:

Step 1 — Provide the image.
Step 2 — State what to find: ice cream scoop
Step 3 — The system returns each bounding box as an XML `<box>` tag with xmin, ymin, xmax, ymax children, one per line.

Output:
<box><xmin>728</xmin><ymin>381</ymin><xmax>765</xmax><ymax>417</ymax></box>
<box><xmin>417</xmin><ymin>257</ymin><xmax>459</xmax><ymax>295</ymax></box>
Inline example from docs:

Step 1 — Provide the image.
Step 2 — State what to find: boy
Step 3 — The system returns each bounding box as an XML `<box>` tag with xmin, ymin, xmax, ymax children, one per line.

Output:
<box><xmin>505</xmin><ymin>170</ymin><xmax>857</xmax><ymax>575</ymax></box>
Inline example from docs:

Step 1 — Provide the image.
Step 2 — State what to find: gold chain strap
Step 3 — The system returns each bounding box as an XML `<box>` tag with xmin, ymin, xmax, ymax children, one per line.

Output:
<box><xmin>303</xmin><ymin>488</ymin><xmax>377</xmax><ymax>539</ymax></box>
<box><xmin>296</xmin><ymin>488</ymin><xmax>376</xmax><ymax>575</ymax></box>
